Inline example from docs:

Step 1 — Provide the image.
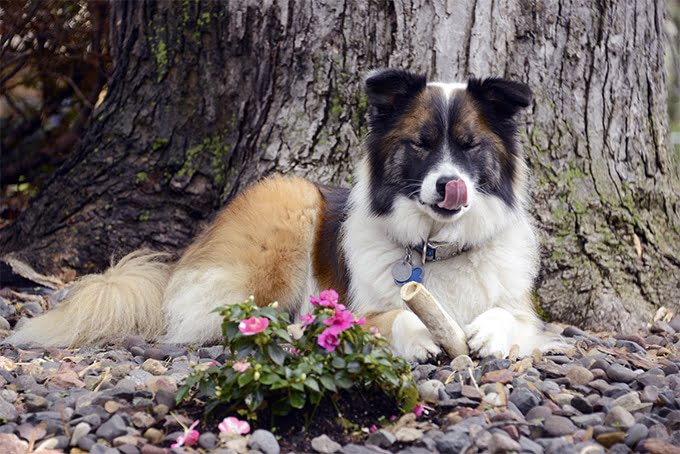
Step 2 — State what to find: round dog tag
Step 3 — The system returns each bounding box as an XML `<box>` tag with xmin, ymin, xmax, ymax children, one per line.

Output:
<box><xmin>391</xmin><ymin>260</ymin><xmax>413</xmax><ymax>283</ymax></box>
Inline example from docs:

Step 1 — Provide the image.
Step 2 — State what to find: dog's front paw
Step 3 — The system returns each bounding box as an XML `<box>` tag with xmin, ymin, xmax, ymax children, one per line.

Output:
<box><xmin>390</xmin><ymin>311</ymin><xmax>441</xmax><ymax>361</ymax></box>
<box><xmin>465</xmin><ymin>308</ymin><xmax>513</xmax><ymax>357</ymax></box>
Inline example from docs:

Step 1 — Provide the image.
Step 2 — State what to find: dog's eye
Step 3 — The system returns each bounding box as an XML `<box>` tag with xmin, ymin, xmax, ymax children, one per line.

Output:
<box><xmin>406</xmin><ymin>139</ymin><xmax>427</xmax><ymax>149</ymax></box>
<box><xmin>458</xmin><ymin>137</ymin><xmax>480</xmax><ymax>149</ymax></box>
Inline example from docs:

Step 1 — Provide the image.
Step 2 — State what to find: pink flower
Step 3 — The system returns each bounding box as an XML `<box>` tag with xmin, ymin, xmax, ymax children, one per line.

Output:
<box><xmin>290</xmin><ymin>346</ymin><xmax>299</xmax><ymax>356</ymax></box>
<box><xmin>317</xmin><ymin>328</ymin><xmax>341</xmax><ymax>352</ymax></box>
<box><xmin>413</xmin><ymin>402</ymin><xmax>424</xmax><ymax>418</ymax></box>
<box><xmin>320</xmin><ymin>289</ymin><xmax>339</xmax><ymax>305</ymax></box>
<box><xmin>310</xmin><ymin>289</ymin><xmax>344</xmax><ymax>309</ymax></box>
<box><xmin>171</xmin><ymin>420</ymin><xmax>200</xmax><ymax>448</ymax></box>
<box><xmin>232</xmin><ymin>360</ymin><xmax>250</xmax><ymax>372</ymax></box>
<box><xmin>218</xmin><ymin>416</ymin><xmax>250</xmax><ymax>435</ymax></box>
<box><xmin>300</xmin><ymin>313</ymin><xmax>315</xmax><ymax>328</ymax></box>
<box><xmin>369</xmin><ymin>424</ymin><xmax>378</xmax><ymax>433</ymax></box>
<box><xmin>323</xmin><ymin>308</ymin><xmax>354</xmax><ymax>332</ymax></box>
<box><xmin>238</xmin><ymin>317</ymin><xmax>269</xmax><ymax>335</ymax></box>
<box><xmin>354</xmin><ymin>317</ymin><xmax>366</xmax><ymax>325</ymax></box>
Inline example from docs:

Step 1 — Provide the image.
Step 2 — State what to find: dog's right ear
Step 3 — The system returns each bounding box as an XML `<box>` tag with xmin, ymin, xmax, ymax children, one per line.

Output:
<box><xmin>364</xmin><ymin>69</ymin><xmax>427</xmax><ymax>119</ymax></box>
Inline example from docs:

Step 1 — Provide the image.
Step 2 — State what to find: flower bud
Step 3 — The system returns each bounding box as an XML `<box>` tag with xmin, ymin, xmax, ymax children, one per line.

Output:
<box><xmin>253</xmin><ymin>371</ymin><xmax>261</xmax><ymax>380</ymax></box>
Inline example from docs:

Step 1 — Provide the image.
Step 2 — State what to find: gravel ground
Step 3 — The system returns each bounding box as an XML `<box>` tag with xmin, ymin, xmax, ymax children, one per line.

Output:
<box><xmin>1</xmin><ymin>287</ymin><xmax>679</xmax><ymax>453</ymax></box>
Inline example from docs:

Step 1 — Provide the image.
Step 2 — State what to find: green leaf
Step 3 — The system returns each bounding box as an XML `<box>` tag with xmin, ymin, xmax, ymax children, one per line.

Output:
<box><xmin>289</xmin><ymin>391</ymin><xmax>306</xmax><ymax>409</ymax></box>
<box><xmin>268</xmin><ymin>343</ymin><xmax>287</xmax><ymax>366</ymax></box>
<box><xmin>335</xmin><ymin>372</ymin><xmax>354</xmax><ymax>389</ymax></box>
<box><xmin>237</xmin><ymin>372</ymin><xmax>254</xmax><ymax>387</ymax></box>
<box><xmin>246</xmin><ymin>390</ymin><xmax>264</xmax><ymax>411</ymax></box>
<box><xmin>273</xmin><ymin>328</ymin><xmax>292</xmax><ymax>343</ymax></box>
<box><xmin>346</xmin><ymin>361</ymin><xmax>361</xmax><ymax>374</ymax></box>
<box><xmin>319</xmin><ymin>375</ymin><xmax>337</xmax><ymax>392</ymax></box>
<box><xmin>304</xmin><ymin>377</ymin><xmax>320</xmax><ymax>393</ymax></box>
<box><xmin>259</xmin><ymin>373</ymin><xmax>279</xmax><ymax>385</ymax></box>
<box><xmin>225</xmin><ymin>323</ymin><xmax>240</xmax><ymax>342</ymax></box>
<box><xmin>331</xmin><ymin>356</ymin><xmax>346</xmax><ymax>369</ymax></box>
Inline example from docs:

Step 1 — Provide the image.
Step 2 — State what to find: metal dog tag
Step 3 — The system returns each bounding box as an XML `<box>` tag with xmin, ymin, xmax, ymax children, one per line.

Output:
<box><xmin>391</xmin><ymin>260</ymin><xmax>413</xmax><ymax>283</ymax></box>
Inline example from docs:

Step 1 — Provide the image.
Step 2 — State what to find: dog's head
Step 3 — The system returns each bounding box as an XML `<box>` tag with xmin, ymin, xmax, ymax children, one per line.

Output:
<box><xmin>363</xmin><ymin>69</ymin><xmax>531</xmax><ymax>233</ymax></box>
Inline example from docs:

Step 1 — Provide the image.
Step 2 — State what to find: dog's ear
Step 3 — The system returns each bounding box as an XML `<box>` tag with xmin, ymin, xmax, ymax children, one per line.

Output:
<box><xmin>466</xmin><ymin>78</ymin><xmax>532</xmax><ymax>119</ymax></box>
<box><xmin>364</xmin><ymin>69</ymin><xmax>427</xmax><ymax>118</ymax></box>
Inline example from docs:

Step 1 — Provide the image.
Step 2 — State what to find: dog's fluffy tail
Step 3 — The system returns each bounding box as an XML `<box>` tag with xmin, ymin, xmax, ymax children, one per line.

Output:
<box><xmin>5</xmin><ymin>251</ymin><xmax>171</xmax><ymax>348</ymax></box>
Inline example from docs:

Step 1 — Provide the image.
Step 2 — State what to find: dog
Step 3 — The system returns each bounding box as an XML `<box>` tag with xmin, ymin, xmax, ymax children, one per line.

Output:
<box><xmin>7</xmin><ymin>69</ymin><xmax>561</xmax><ymax>360</ymax></box>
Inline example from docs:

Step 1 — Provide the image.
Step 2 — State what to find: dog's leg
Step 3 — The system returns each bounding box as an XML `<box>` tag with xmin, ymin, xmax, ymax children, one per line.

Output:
<box><xmin>365</xmin><ymin>309</ymin><xmax>441</xmax><ymax>361</ymax></box>
<box><xmin>465</xmin><ymin>307</ymin><xmax>563</xmax><ymax>357</ymax></box>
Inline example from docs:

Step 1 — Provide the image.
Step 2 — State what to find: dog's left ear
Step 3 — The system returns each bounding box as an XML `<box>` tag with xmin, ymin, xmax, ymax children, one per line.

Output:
<box><xmin>466</xmin><ymin>78</ymin><xmax>532</xmax><ymax>119</ymax></box>
<box><xmin>364</xmin><ymin>69</ymin><xmax>427</xmax><ymax>117</ymax></box>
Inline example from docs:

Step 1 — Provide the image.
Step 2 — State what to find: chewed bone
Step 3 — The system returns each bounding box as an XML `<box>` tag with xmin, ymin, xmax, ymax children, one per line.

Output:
<box><xmin>400</xmin><ymin>281</ymin><xmax>469</xmax><ymax>357</ymax></box>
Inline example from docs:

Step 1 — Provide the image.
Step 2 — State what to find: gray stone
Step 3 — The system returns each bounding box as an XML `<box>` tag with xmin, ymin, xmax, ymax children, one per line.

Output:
<box><xmin>526</xmin><ymin>406</ymin><xmax>552</xmax><ymax>422</ymax></box>
<box><xmin>198</xmin><ymin>432</ymin><xmax>217</xmax><ymax>449</ymax></box>
<box><xmin>572</xmin><ymin>412</ymin><xmax>605</xmax><ymax>427</ymax></box>
<box><xmin>311</xmin><ymin>434</ymin><xmax>342</xmax><ymax>453</ymax></box>
<box><xmin>606</xmin><ymin>364</ymin><xmax>638</xmax><ymax>383</ymax></box>
<box><xmin>669</xmin><ymin>315</ymin><xmax>680</xmax><ymax>332</ymax></box>
<box><xmin>611</xmin><ymin>392</ymin><xmax>642</xmax><ymax>412</ymax></box>
<box><xmin>434</xmin><ymin>429</ymin><xmax>470</xmax><ymax>454</ymax></box>
<box><xmin>21</xmin><ymin>302</ymin><xmax>43</xmax><ymax>316</ymax></box>
<box><xmin>543</xmin><ymin>415</ymin><xmax>578</xmax><ymax>436</ymax></box>
<box><xmin>535</xmin><ymin>437</ymin><xmax>570</xmax><ymax>451</ymax></box>
<box><xmin>0</xmin><ymin>399</ymin><xmax>17</xmax><ymax>421</ymax></box>
<box><xmin>571</xmin><ymin>396</ymin><xmax>593</xmax><ymax>414</ymax></box>
<box><xmin>341</xmin><ymin>444</ymin><xmax>390</xmax><ymax>454</ymax></box>
<box><xmin>365</xmin><ymin>430</ymin><xmax>395</xmax><ymax>448</ymax></box>
<box><xmin>624</xmin><ymin>423</ymin><xmax>648</xmax><ymax>447</ymax></box>
<box><xmin>0</xmin><ymin>316</ymin><xmax>10</xmax><ymax>330</ymax></box>
<box><xmin>490</xmin><ymin>432</ymin><xmax>521</xmax><ymax>452</ymax></box>
<box><xmin>90</xmin><ymin>443</ymin><xmax>120</xmax><ymax>454</ymax></box>
<box><xmin>566</xmin><ymin>366</ymin><xmax>594</xmax><ymax>386</ymax></box>
<box><xmin>509</xmin><ymin>388</ymin><xmax>540</xmax><ymax>415</ymax></box>
<box><xmin>118</xmin><ymin>444</ymin><xmax>140</xmax><ymax>454</ymax></box>
<box><xmin>0</xmin><ymin>389</ymin><xmax>17</xmax><ymax>403</ymax></box>
<box><xmin>96</xmin><ymin>414</ymin><xmax>128</xmax><ymax>440</ymax></box>
<box><xmin>24</xmin><ymin>394</ymin><xmax>49</xmax><ymax>412</ymax></box>
<box><xmin>641</xmin><ymin>385</ymin><xmax>659</xmax><ymax>403</ymax></box>
<box><xmin>53</xmin><ymin>435</ymin><xmax>69</xmax><ymax>450</ymax></box>
<box><xmin>71</xmin><ymin>422</ymin><xmax>92</xmax><ymax>446</ymax></box>
<box><xmin>248</xmin><ymin>429</ymin><xmax>280</xmax><ymax>454</ymax></box>
<box><xmin>451</xmin><ymin>355</ymin><xmax>474</xmax><ymax>371</ymax></box>
<box><xmin>417</xmin><ymin>379</ymin><xmax>445</xmax><ymax>403</ymax></box>
<box><xmin>636</xmin><ymin>373</ymin><xmax>667</xmax><ymax>388</ymax></box>
<box><xmin>78</xmin><ymin>434</ymin><xmax>96</xmax><ymax>451</ymax></box>
<box><xmin>126</xmin><ymin>369</ymin><xmax>153</xmax><ymax>386</ymax></box>
<box><xmin>605</xmin><ymin>406</ymin><xmax>635</xmax><ymax>429</ymax></box>
<box><xmin>518</xmin><ymin>436</ymin><xmax>544</xmax><ymax>454</ymax></box>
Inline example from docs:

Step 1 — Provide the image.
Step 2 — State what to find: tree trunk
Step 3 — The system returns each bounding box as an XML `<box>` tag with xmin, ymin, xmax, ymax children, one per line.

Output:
<box><xmin>1</xmin><ymin>0</ymin><xmax>678</xmax><ymax>332</ymax></box>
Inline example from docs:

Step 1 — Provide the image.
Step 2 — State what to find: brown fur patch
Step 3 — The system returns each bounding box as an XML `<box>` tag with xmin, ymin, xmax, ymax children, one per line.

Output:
<box><xmin>179</xmin><ymin>176</ymin><xmax>323</xmax><ymax>311</ymax></box>
<box><xmin>312</xmin><ymin>186</ymin><xmax>350</xmax><ymax>305</ymax></box>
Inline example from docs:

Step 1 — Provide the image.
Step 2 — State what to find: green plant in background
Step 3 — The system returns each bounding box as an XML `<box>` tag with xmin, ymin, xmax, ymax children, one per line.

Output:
<box><xmin>176</xmin><ymin>290</ymin><xmax>418</xmax><ymax>423</ymax></box>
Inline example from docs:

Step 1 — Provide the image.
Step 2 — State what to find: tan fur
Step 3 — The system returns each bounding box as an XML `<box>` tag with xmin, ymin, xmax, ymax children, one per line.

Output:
<box><xmin>6</xmin><ymin>251</ymin><xmax>170</xmax><ymax>347</ymax></box>
<box><xmin>363</xmin><ymin>309</ymin><xmax>404</xmax><ymax>338</ymax></box>
<box><xmin>177</xmin><ymin>176</ymin><xmax>322</xmax><ymax>308</ymax></box>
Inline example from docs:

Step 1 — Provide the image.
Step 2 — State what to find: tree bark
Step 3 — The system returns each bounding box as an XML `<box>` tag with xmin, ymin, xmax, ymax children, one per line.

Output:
<box><xmin>1</xmin><ymin>0</ymin><xmax>678</xmax><ymax>332</ymax></box>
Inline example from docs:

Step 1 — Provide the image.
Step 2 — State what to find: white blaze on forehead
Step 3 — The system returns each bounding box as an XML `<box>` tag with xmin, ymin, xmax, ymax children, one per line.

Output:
<box><xmin>427</xmin><ymin>82</ymin><xmax>467</xmax><ymax>101</ymax></box>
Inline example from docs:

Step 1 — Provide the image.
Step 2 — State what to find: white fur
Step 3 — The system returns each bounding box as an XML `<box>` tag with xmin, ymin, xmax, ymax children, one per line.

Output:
<box><xmin>428</xmin><ymin>82</ymin><xmax>467</xmax><ymax>100</ymax></box>
<box><xmin>161</xmin><ymin>267</ymin><xmax>247</xmax><ymax>344</ymax></box>
<box><xmin>390</xmin><ymin>311</ymin><xmax>441</xmax><ymax>359</ymax></box>
<box><xmin>342</xmin><ymin>157</ymin><xmax>554</xmax><ymax>361</ymax></box>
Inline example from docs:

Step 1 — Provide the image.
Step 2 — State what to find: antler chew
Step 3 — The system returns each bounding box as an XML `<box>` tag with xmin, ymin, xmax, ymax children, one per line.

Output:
<box><xmin>400</xmin><ymin>281</ymin><xmax>469</xmax><ymax>357</ymax></box>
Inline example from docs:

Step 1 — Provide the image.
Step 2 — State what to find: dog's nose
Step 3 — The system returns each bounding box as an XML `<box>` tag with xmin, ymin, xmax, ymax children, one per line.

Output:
<box><xmin>436</xmin><ymin>175</ymin><xmax>459</xmax><ymax>198</ymax></box>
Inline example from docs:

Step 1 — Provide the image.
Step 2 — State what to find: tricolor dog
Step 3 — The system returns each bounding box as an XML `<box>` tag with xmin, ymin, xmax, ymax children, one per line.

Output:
<box><xmin>8</xmin><ymin>69</ymin><xmax>561</xmax><ymax>360</ymax></box>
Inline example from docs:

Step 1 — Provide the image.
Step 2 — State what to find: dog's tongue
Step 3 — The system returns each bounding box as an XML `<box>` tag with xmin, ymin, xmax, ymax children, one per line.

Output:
<box><xmin>437</xmin><ymin>179</ymin><xmax>468</xmax><ymax>210</ymax></box>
